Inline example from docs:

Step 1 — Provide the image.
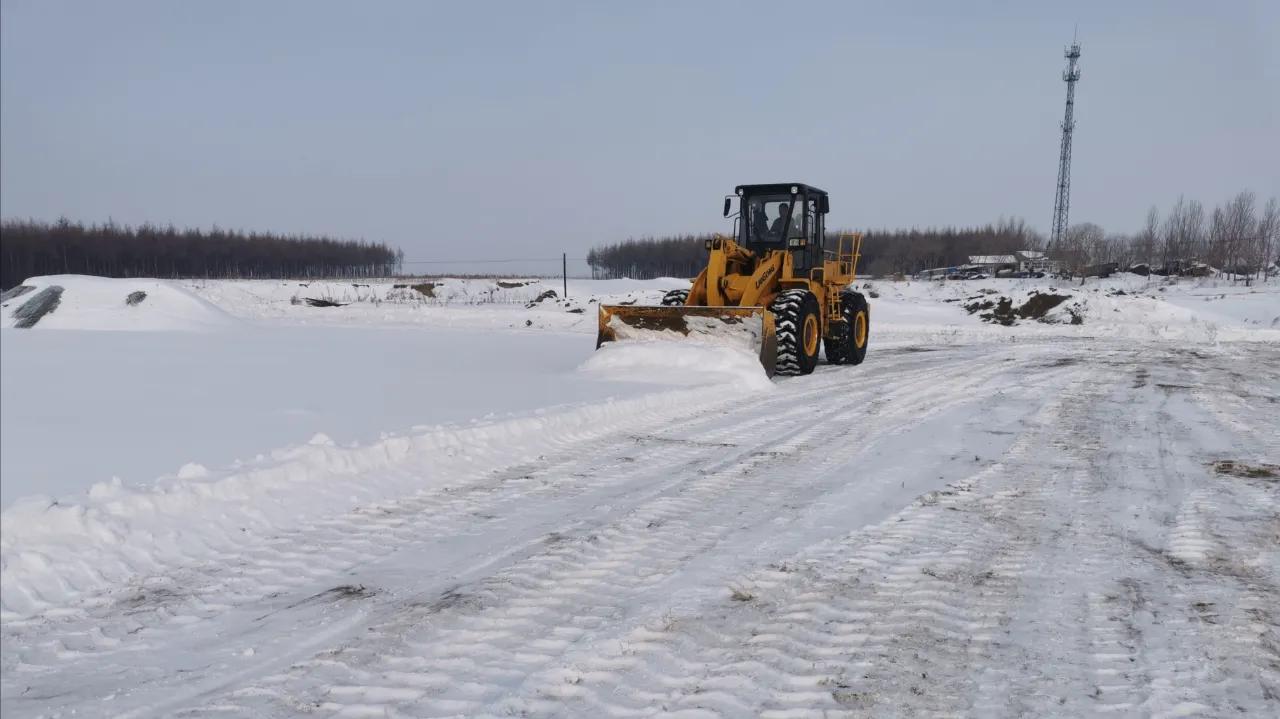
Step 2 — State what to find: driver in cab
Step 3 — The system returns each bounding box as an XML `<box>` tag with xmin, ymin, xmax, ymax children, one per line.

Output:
<box><xmin>770</xmin><ymin>203</ymin><xmax>799</xmax><ymax>239</ymax></box>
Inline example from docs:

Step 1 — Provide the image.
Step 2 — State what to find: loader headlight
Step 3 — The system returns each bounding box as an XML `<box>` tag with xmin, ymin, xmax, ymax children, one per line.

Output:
<box><xmin>791</xmin><ymin>185</ymin><xmax>798</xmax><ymax>194</ymax></box>
<box><xmin>705</xmin><ymin>239</ymin><xmax>714</xmax><ymax>250</ymax></box>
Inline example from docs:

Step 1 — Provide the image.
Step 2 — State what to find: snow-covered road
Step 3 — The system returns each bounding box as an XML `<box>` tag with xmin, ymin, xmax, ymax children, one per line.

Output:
<box><xmin>4</xmin><ymin>337</ymin><xmax>1276</xmax><ymax>718</ymax></box>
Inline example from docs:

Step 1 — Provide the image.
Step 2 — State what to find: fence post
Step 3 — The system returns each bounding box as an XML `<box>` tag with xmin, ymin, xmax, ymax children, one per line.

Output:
<box><xmin>563</xmin><ymin>253</ymin><xmax>568</xmax><ymax>298</ymax></box>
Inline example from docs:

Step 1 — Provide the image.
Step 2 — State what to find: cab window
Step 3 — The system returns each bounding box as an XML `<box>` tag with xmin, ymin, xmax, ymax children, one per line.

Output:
<box><xmin>745</xmin><ymin>195</ymin><xmax>800</xmax><ymax>245</ymax></box>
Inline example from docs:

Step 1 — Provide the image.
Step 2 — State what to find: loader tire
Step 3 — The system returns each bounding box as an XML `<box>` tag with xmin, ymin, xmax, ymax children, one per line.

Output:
<box><xmin>661</xmin><ymin>289</ymin><xmax>690</xmax><ymax>306</ymax></box>
<box><xmin>771</xmin><ymin>289</ymin><xmax>821</xmax><ymax>376</ymax></box>
<box><xmin>825</xmin><ymin>291</ymin><xmax>869</xmax><ymax>366</ymax></box>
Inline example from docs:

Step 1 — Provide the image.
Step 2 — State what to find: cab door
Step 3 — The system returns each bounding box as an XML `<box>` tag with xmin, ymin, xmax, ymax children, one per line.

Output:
<box><xmin>791</xmin><ymin>195</ymin><xmax>821</xmax><ymax>272</ymax></box>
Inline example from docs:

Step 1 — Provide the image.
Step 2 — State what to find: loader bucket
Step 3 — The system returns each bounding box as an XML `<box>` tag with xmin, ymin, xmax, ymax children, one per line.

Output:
<box><xmin>596</xmin><ymin>304</ymin><xmax>777</xmax><ymax>377</ymax></box>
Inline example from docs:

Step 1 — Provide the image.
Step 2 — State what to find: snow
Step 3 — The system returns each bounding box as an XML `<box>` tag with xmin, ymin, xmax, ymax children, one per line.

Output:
<box><xmin>175</xmin><ymin>463</ymin><xmax>209</xmax><ymax>479</ymax></box>
<box><xmin>2</xmin><ymin>272</ymin><xmax>1279</xmax><ymax>717</ymax></box>
<box><xmin>863</xmin><ymin>274</ymin><xmax>1280</xmax><ymax>343</ymax></box>
<box><xmin>184</xmin><ymin>275</ymin><xmax>691</xmax><ymax>331</ymax></box>
<box><xmin>582</xmin><ymin>341</ymin><xmax>774</xmax><ymax>390</ymax></box>
<box><xmin>1155</xmin><ymin>283</ymin><xmax>1280</xmax><ymax>327</ymax></box>
<box><xmin>0</xmin><ymin>324</ymin><xmax>670</xmax><ymax>508</ymax></box>
<box><xmin>0</xmin><ymin>275</ymin><xmax>236</xmax><ymax>331</ymax></box>
<box><xmin>603</xmin><ymin>308</ymin><xmax>771</xmax><ymax>355</ymax></box>
<box><xmin>0</xmin><ymin>380</ymin><xmax>732</xmax><ymax>617</ymax></box>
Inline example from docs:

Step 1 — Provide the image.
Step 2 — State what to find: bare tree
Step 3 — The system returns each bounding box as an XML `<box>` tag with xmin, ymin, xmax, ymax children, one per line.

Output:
<box><xmin>1208</xmin><ymin>205</ymin><xmax>1228</xmax><ymax>271</ymax></box>
<box><xmin>1057</xmin><ymin>222</ymin><xmax>1103</xmax><ymax>275</ymax></box>
<box><xmin>1161</xmin><ymin>196</ymin><xmax>1186</xmax><ymax>269</ymax></box>
<box><xmin>1251</xmin><ymin>196</ymin><xmax>1279</xmax><ymax>281</ymax></box>
<box><xmin>1186</xmin><ymin>199</ymin><xmax>1207</xmax><ymax>261</ymax></box>
<box><xmin>1132</xmin><ymin>206</ymin><xmax>1158</xmax><ymax>268</ymax></box>
<box><xmin>1161</xmin><ymin>197</ymin><xmax>1207</xmax><ymax>271</ymax></box>
<box><xmin>1103</xmin><ymin>232</ymin><xmax>1133</xmax><ymax>267</ymax></box>
<box><xmin>1218</xmin><ymin>191</ymin><xmax>1257</xmax><ymax>279</ymax></box>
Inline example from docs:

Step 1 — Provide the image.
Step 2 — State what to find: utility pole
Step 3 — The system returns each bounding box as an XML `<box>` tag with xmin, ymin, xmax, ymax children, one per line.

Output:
<box><xmin>1050</xmin><ymin>34</ymin><xmax>1082</xmax><ymax>253</ymax></box>
<box><xmin>562</xmin><ymin>252</ymin><xmax>567</xmax><ymax>298</ymax></box>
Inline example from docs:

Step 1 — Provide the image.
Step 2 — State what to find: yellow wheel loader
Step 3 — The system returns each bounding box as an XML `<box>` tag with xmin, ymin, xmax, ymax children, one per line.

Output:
<box><xmin>596</xmin><ymin>183</ymin><xmax>868</xmax><ymax>376</ymax></box>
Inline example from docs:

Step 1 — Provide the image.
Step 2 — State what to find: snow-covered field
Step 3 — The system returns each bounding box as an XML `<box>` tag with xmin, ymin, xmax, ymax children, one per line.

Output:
<box><xmin>2</xmin><ymin>273</ymin><xmax>1278</xmax><ymax>717</ymax></box>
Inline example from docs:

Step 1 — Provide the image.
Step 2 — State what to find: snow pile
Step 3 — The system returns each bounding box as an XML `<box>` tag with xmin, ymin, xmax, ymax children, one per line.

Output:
<box><xmin>186</xmin><ymin>276</ymin><xmax>691</xmax><ymax>327</ymax></box>
<box><xmin>188</xmin><ymin>275</ymin><xmax>686</xmax><ymax>314</ymax></box>
<box><xmin>0</xmin><ymin>383</ymin><xmax>735</xmax><ymax>618</ymax></box>
<box><xmin>1</xmin><ymin>275</ymin><xmax>236</xmax><ymax>331</ymax></box>
<box><xmin>1155</xmin><ymin>284</ymin><xmax>1280</xmax><ymax>328</ymax></box>
<box><xmin>864</xmin><ymin>275</ymin><xmax>1280</xmax><ymax>343</ymax></box>
<box><xmin>581</xmin><ymin>341</ymin><xmax>774</xmax><ymax>391</ymax></box>
<box><xmin>604</xmin><ymin>310</ymin><xmax>770</xmax><ymax>354</ymax></box>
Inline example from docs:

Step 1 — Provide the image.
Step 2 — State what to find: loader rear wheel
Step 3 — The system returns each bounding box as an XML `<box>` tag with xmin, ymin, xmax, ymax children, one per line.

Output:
<box><xmin>825</xmin><ymin>291</ymin><xmax>869</xmax><ymax>365</ymax></box>
<box><xmin>771</xmin><ymin>289</ymin><xmax>821</xmax><ymax>376</ymax></box>
<box><xmin>661</xmin><ymin>289</ymin><xmax>690</xmax><ymax>306</ymax></box>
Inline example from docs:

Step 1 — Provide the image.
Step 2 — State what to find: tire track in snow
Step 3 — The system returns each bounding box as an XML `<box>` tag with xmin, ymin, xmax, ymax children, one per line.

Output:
<box><xmin>177</xmin><ymin>347</ymin><xmax>1076</xmax><ymax>717</ymax></box>
<box><xmin>416</xmin><ymin>343</ymin><xmax>1278</xmax><ymax>719</ymax></box>
<box><xmin>1130</xmin><ymin>345</ymin><xmax>1280</xmax><ymax>716</ymax></box>
<box><xmin>489</xmin><ymin>366</ymin><xmax>1085</xmax><ymax>718</ymax></box>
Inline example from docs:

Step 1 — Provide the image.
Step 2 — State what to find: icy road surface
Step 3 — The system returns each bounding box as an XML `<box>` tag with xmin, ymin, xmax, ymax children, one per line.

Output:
<box><xmin>3</xmin><ymin>338</ymin><xmax>1277</xmax><ymax>717</ymax></box>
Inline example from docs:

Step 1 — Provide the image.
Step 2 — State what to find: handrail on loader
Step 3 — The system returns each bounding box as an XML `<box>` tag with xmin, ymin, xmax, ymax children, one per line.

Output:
<box><xmin>839</xmin><ymin>232</ymin><xmax>863</xmax><ymax>279</ymax></box>
<box><xmin>822</xmin><ymin>233</ymin><xmax>863</xmax><ymax>324</ymax></box>
<box><xmin>822</xmin><ymin>232</ymin><xmax>862</xmax><ymax>278</ymax></box>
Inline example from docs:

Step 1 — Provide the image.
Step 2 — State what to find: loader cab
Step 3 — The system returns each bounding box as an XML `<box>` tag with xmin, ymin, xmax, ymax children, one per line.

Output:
<box><xmin>732</xmin><ymin>183</ymin><xmax>829</xmax><ymax>272</ymax></box>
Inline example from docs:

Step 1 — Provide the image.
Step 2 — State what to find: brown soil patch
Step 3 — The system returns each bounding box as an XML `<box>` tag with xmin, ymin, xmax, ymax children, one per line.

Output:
<box><xmin>1212</xmin><ymin>460</ymin><xmax>1279</xmax><ymax>480</ymax></box>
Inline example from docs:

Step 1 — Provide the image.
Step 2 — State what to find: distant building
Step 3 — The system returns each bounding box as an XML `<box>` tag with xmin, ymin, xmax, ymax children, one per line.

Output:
<box><xmin>913</xmin><ymin>266</ymin><xmax>959</xmax><ymax>280</ymax></box>
<box><xmin>966</xmin><ymin>255</ymin><xmax>1018</xmax><ymax>275</ymax></box>
<box><xmin>1015</xmin><ymin>250</ymin><xmax>1057</xmax><ymax>274</ymax></box>
<box><xmin>913</xmin><ymin>250</ymin><xmax>1060</xmax><ymax>280</ymax></box>
<box><xmin>965</xmin><ymin>251</ymin><xmax>1059</xmax><ymax>276</ymax></box>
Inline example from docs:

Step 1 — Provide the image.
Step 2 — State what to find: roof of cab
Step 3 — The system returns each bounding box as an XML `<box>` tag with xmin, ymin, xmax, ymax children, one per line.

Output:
<box><xmin>734</xmin><ymin>183</ymin><xmax>828</xmax><ymax>197</ymax></box>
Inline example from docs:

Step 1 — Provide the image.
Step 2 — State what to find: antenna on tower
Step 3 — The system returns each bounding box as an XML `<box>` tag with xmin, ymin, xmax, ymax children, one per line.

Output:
<box><xmin>1049</xmin><ymin>34</ymin><xmax>1082</xmax><ymax>254</ymax></box>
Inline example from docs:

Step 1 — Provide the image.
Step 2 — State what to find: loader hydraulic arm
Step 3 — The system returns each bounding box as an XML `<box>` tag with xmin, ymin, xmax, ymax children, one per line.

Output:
<box><xmin>689</xmin><ymin>234</ymin><xmax>785</xmax><ymax>307</ymax></box>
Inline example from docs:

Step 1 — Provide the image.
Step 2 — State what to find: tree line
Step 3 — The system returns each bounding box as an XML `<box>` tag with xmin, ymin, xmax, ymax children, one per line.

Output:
<box><xmin>1053</xmin><ymin>191</ymin><xmax>1278</xmax><ymax>277</ymax></box>
<box><xmin>587</xmin><ymin>190</ymin><xmax>1279</xmax><ymax>280</ymax></box>
<box><xmin>587</xmin><ymin>235</ymin><xmax>714</xmax><ymax>280</ymax></box>
<box><xmin>857</xmin><ymin>218</ymin><xmax>1039</xmax><ymax>277</ymax></box>
<box><xmin>586</xmin><ymin>219</ymin><xmax>1040</xmax><ymax>280</ymax></box>
<box><xmin>1</xmin><ymin>218</ymin><xmax>403</xmax><ymax>289</ymax></box>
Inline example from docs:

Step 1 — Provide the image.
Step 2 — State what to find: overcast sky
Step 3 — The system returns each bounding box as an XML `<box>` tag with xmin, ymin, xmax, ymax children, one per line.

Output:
<box><xmin>2</xmin><ymin>0</ymin><xmax>1276</xmax><ymax>271</ymax></box>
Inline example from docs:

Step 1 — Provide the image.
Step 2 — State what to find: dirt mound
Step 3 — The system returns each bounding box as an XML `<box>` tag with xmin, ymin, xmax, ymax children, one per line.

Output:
<box><xmin>304</xmin><ymin>297</ymin><xmax>347</xmax><ymax>308</ymax></box>
<box><xmin>965</xmin><ymin>291</ymin><xmax>1080</xmax><ymax>326</ymax></box>
<box><xmin>1212</xmin><ymin>460</ymin><xmax>1278</xmax><ymax>480</ymax></box>
<box><xmin>525</xmin><ymin>289</ymin><xmax>558</xmax><ymax>308</ymax></box>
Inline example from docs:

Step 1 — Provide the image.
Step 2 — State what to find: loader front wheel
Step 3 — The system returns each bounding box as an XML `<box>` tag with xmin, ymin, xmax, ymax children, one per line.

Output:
<box><xmin>661</xmin><ymin>289</ymin><xmax>690</xmax><ymax>306</ymax></box>
<box><xmin>771</xmin><ymin>289</ymin><xmax>821</xmax><ymax>376</ymax></box>
<box><xmin>825</xmin><ymin>291</ymin><xmax>869</xmax><ymax>366</ymax></box>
